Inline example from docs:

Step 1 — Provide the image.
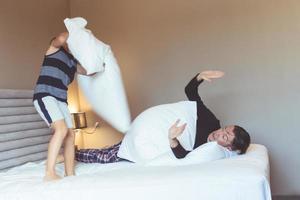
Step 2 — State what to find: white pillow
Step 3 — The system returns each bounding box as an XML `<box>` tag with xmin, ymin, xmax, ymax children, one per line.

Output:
<box><xmin>146</xmin><ymin>142</ymin><xmax>227</xmax><ymax>166</ymax></box>
<box><xmin>64</xmin><ymin>17</ymin><xmax>109</xmax><ymax>75</ymax></box>
<box><xmin>77</xmin><ymin>48</ymin><xmax>131</xmax><ymax>133</ymax></box>
<box><xmin>117</xmin><ymin>101</ymin><xmax>197</xmax><ymax>163</ymax></box>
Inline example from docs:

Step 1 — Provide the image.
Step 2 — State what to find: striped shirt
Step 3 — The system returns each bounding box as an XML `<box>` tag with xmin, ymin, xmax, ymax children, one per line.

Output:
<box><xmin>33</xmin><ymin>47</ymin><xmax>77</xmax><ymax>103</ymax></box>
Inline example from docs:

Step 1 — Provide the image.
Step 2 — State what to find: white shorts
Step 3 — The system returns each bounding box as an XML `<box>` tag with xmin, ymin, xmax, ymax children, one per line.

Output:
<box><xmin>33</xmin><ymin>96</ymin><xmax>73</xmax><ymax>128</ymax></box>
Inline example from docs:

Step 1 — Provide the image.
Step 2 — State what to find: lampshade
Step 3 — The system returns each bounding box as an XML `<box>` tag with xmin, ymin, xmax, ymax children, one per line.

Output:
<box><xmin>72</xmin><ymin>112</ymin><xmax>87</xmax><ymax>129</ymax></box>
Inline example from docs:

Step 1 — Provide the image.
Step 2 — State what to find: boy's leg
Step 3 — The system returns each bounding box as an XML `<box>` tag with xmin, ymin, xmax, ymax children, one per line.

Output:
<box><xmin>45</xmin><ymin>119</ymin><xmax>68</xmax><ymax>181</ymax></box>
<box><xmin>33</xmin><ymin>97</ymin><xmax>69</xmax><ymax>181</ymax></box>
<box><xmin>57</xmin><ymin>101</ymin><xmax>75</xmax><ymax>176</ymax></box>
<box><xmin>63</xmin><ymin>129</ymin><xmax>75</xmax><ymax>176</ymax></box>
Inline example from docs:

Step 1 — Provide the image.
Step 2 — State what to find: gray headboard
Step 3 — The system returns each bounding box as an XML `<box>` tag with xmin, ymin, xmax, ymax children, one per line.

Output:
<box><xmin>0</xmin><ymin>89</ymin><xmax>51</xmax><ymax>171</ymax></box>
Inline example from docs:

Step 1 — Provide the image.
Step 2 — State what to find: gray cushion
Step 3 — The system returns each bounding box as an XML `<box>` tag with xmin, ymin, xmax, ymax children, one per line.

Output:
<box><xmin>0</xmin><ymin>99</ymin><xmax>33</xmax><ymax>107</ymax></box>
<box><xmin>0</xmin><ymin>89</ymin><xmax>33</xmax><ymax>99</ymax></box>
<box><xmin>0</xmin><ymin>89</ymin><xmax>52</xmax><ymax>170</ymax></box>
<box><xmin>0</xmin><ymin>143</ymin><xmax>48</xmax><ymax>161</ymax></box>
<box><xmin>0</xmin><ymin>135</ymin><xmax>52</xmax><ymax>152</ymax></box>
<box><xmin>0</xmin><ymin>114</ymin><xmax>42</xmax><ymax>125</ymax></box>
<box><xmin>0</xmin><ymin>107</ymin><xmax>37</xmax><ymax>116</ymax></box>
<box><xmin>0</xmin><ymin>151</ymin><xmax>47</xmax><ymax>170</ymax></box>
<box><xmin>0</xmin><ymin>121</ymin><xmax>48</xmax><ymax>134</ymax></box>
<box><xmin>0</xmin><ymin>128</ymin><xmax>51</xmax><ymax>142</ymax></box>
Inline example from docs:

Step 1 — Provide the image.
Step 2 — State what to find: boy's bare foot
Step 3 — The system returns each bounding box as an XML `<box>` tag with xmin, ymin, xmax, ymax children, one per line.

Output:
<box><xmin>64</xmin><ymin>173</ymin><xmax>75</xmax><ymax>177</ymax></box>
<box><xmin>43</xmin><ymin>172</ymin><xmax>62</xmax><ymax>182</ymax></box>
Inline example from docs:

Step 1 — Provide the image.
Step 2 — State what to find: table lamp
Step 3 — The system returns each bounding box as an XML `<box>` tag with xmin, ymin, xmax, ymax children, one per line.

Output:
<box><xmin>72</xmin><ymin>112</ymin><xmax>87</xmax><ymax>129</ymax></box>
<box><xmin>72</xmin><ymin>112</ymin><xmax>100</xmax><ymax>134</ymax></box>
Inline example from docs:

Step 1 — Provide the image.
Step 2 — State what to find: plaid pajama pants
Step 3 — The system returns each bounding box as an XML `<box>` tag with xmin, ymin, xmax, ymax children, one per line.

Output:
<box><xmin>75</xmin><ymin>142</ymin><xmax>123</xmax><ymax>163</ymax></box>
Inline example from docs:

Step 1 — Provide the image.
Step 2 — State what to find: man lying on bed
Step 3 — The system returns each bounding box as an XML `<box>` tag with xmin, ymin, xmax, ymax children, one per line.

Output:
<box><xmin>168</xmin><ymin>70</ymin><xmax>250</xmax><ymax>158</ymax></box>
<box><xmin>75</xmin><ymin>70</ymin><xmax>251</xmax><ymax>163</ymax></box>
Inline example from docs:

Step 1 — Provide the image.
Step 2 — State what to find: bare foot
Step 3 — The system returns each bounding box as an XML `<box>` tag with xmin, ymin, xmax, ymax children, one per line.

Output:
<box><xmin>43</xmin><ymin>172</ymin><xmax>62</xmax><ymax>182</ymax></box>
<box><xmin>64</xmin><ymin>174</ymin><xmax>75</xmax><ymax>177</ymax></box>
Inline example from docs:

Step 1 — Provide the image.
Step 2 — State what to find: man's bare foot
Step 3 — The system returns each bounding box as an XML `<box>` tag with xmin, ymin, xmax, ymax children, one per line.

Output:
<box><xmin>43</xmin><ymin>172</ymin><xmax>62</xmax><ymax>182</ymax></box>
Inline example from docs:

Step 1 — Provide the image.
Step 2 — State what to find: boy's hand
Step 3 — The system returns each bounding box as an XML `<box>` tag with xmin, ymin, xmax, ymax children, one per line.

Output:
<box><xmin>87</xmin><ymin>72</ymin><xmax>97</xmax><ymax>76</ymax></box>
<box><xmin>197</xmin><ymin>70</ymin><xmax>225</xmax><ymax>82</ymax></box>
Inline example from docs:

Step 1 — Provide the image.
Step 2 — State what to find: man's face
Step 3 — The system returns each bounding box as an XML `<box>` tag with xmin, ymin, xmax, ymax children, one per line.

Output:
<box><xmin>207</xmin><ymin>125</ymin><xmax>235</xmax><ymax>150</ymax></box>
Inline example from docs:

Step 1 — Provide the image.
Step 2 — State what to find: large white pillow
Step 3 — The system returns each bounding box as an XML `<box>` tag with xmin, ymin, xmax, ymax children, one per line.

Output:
<box><xmin>146</xmin><ymin>142</ymin><xmax>227</xmax><ymax>166</ymax></box>
<box><xmin>117</xmin><ymin>101</ymin><xmax>197</xmax><ymax>163</ymax></box>
<box><xmin>64</xmin><ymin>17</ymin><xmax>109</xmax><ymax>75</ymax></box>
<box><xmin>65</xmin><ymin>17</ymin><xmax>131</xmax><ymax>133</ymax></box>
<box><xmin>77</xmin><ymin>48</ymin><xmax>131</xmax><ymax>133</ymax></box>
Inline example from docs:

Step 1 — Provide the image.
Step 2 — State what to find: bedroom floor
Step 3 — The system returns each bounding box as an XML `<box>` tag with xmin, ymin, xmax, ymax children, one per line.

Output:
<box><xmin>272</xmin><ymin>196</ymin><xmax>300</xmax><ymax>200</ymax></box>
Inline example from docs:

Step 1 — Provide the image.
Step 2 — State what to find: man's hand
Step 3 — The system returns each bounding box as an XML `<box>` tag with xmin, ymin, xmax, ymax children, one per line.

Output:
<box><xmin>168</xmin><ymin>119</ymin><xmax>187</xmax><ymax>148</ymax></box>
<box><xmin>197</xmin><ymin>70</ymin><xmax>225</xmax><ymax>82</ymax></box>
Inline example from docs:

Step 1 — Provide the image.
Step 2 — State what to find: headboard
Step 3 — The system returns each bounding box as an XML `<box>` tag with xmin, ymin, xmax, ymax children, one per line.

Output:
<box><xmin>0</xmin><ymin>89</ymin><xmax>51</xmax><ymax>171</ymax></box>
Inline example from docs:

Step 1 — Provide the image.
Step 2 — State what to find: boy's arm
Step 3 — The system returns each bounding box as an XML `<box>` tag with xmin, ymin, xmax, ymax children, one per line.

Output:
<box><xmin>45</xmin><ymin>32</ymin><xmax>68</xmax><ymax>55</ymax></box>
<box><xmin>51</xmin><ymin>32</ymin><xmax>68</xmax><ymax>48</ymax></box>
<box><xmin>76</xmin><ymin>63</ymin><xmax>97</xmax><ymax>76</ymax></box>
<box><xmin>76</xmin><ymin>63</ymin><xmax>87</xmax><ymax>75</ymax></box>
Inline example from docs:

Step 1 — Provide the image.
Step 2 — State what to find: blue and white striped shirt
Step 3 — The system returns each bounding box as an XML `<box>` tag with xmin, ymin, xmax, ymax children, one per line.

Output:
<box><xmin>33</xmin><ymin>47</ymin><xmax>77</xmax><ymax>103</ymax></box>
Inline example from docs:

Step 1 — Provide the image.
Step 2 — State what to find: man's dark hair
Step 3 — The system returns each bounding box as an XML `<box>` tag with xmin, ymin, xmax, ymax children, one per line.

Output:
<box><xmin>231</xmin><ymin>126</ymin><xmax>251</xmax><ymax>154</ymax></box>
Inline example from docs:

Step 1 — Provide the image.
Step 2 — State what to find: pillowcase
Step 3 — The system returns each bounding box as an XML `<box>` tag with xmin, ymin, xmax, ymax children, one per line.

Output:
<box><xmin>64</xmin><ymin>17</ymin><xmax>109</xmax><ymax>75</ymax></box>
<box><xmin>117</xmin><ymin>101</ymin><xmax>197</xmax><ymax>163</ymax></box>
<box><xmin>77</xmin><ymin>48</ymin><xmax>131</xmax><ymax>133</ymax></box>
<box><xmin>146</xmin><ymin>142</ymin><xmax>227</xmax><ymax>166</ymax></box>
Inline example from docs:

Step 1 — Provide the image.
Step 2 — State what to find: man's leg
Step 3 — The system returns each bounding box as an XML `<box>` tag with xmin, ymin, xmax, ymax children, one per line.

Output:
<box><xmin>63</xmin><ymin>129</ymin><xmax>75</xmax><ymax>176</ymax></box>
<box><xmin>75</xmin><ymin>142</ymin><xmax>122</xmax><ymax>164</ymax></box>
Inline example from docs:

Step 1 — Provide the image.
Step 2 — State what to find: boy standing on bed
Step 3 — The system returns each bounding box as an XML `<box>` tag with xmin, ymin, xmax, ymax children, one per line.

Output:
<box><xmin>33</xmin><ymin>32</ymin><xmax>90</xmax><ymax>181</ymax></box>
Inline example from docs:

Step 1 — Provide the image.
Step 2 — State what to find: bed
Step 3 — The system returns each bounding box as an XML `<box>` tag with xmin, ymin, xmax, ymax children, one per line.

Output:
<box><xmin>0</xmin><ymin>89</ymin><xmax>271</xmax><ymax>200</ymax></box>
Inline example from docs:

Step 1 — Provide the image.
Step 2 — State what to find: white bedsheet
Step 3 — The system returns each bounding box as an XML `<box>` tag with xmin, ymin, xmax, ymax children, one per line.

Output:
<box><xmin>0</xmin><ymin>144</ymin><xmax>271</xmax><ymax>200</ymax></box>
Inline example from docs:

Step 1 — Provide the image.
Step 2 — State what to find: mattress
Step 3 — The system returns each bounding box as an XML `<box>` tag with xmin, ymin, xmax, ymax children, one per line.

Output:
<box><xmin>0</xmin><ymin>144</ymin><xmax>271</xmax><ymax>200</ymax></box>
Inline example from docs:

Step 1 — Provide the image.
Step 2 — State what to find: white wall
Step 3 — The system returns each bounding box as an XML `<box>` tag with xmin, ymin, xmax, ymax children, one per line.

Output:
<box><xmin>0</xmin><ymin>0</ymin><xmax>69</xmax><ymax>89</ymax></box>
<box><xmin>0</xmin><ymin>0</ymin><xmax>80</xmax><ymax>115</ymax></box>
<box><xmin>70</xmin><ymin>0</ymin><xmax>300</xmax><ymax>195</ymax></box>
